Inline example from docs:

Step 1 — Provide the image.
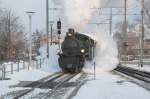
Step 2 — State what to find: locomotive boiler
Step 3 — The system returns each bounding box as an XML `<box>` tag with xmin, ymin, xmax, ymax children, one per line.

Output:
<box><xmin>58</xmin><ymin>28</ymin><xmax>96</xmax><ymax>73</ymax></box>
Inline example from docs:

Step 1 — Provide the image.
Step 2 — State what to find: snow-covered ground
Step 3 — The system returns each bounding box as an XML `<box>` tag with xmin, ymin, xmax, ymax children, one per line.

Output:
<box><xmin>121</xmin><ymin>60</ymin><xmax>150</xmax><ymax>72</ymax></box>
<box><xmin>1</xmin><ymin>46</ymin><xmax>150</xmax><ymax>98</ymax></box>
<box><xmin>0</xmin><ymin>44</ymin><xmax>57</xmax><ymax>96</ymax></box>
<box><xmin>0</xmin><ymin>70</ymin><xmax>51</xmax><ymax>96</ymax></box>
<box><xmin>123</xmin><ymin>64</ymin><xmax>150</xmax><ymax>72</ymax></box>
<box><xmin>72</xmin><ymin>73</ymin><xmax>150</xmax><ymax>99</ymax></box>
<box><xmin>38</xmin><ymin>44</ymin><xmax>61</xmax><ymax>73</ymax></box>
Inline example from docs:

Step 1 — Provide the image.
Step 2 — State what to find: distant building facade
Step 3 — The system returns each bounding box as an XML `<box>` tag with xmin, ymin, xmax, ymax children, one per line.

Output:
<box><xmin>114</xmin><ymin>31</ymin><xmax>150</xmax><ymax>60</ymax></box>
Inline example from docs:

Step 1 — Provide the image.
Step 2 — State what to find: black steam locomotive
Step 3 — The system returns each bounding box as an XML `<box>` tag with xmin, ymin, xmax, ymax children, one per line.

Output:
<box><xmin>58</xmin><ymin>28</ymin><xmax>96</xmax><ymax>73</ymax></box>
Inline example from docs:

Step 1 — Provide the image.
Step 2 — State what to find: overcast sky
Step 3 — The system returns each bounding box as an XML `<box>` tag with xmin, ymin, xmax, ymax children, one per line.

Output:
<box><xmin>0</xmin><ymin>0</ymin><xmax>138</xmax><ymax>33</ymax></box>
<box><xmin>0</xmin><ymin>0</ymin><xmax>46</xmax><ymax>32</ymax></box>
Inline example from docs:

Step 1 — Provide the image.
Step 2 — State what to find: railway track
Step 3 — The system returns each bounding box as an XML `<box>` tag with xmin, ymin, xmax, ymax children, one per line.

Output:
<box><xmin>11</xmin><ymin>72</ymin><xmax>64</xmax><ymax>99</ymax></box>
<box><xmin>38</xmin><ymin>73</ymin><xmax>78</xmax><ymax>99</ymax></box>
<box><xmin>10</xmin><ymin>73</ymin><xmax>79</xmax><ymax>99</ymax></box>
<box><xmin>114</xmin><ymin>66</ymin><xmax>150</xmax><ymax>83</ymax></box>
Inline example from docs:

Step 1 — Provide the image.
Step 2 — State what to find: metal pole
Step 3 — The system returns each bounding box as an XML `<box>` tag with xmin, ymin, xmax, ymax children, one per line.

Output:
<box><xmin>50</xmin><ymin>24</ymin><xmax>53</xmax><ymax>45</ymax></box>
<box><xmin>124</xmin><ymin>0</ymin><xmax>127</xmax><ymax>37</ymax></box>
<box><xmin>8</xmin><ymin>11</ymin><xmax>11</xmax><ymax>60</ymax></box>
<box><xmin>140</xmin><ymin>0</ymin><xmax>144</xmax><ymax>67</ymax></box>
<box><xmin>26</xmin><ymin>12</ymin><xmax>35</xmax><ymax>69</ymax></box>
<box><xmin>29</xmin><ymin>15</ymin><xmax>32</xmax><ymax>69</ymax></box>
<box><xmin>124</xmin><ymin>0</ymin><xmax>127</xmax><ymax>64</ymax></box>
<box><xmin>58</xmin><ymin>34</ymin><xmax>61</xmax><ymax>50</ymax></box>
<box><xmin>110</xmin><ymin>7</ymin><xmax>112</xmax><ymax>35</ymax></box>
<box><xmin>94</xmin><ymin>62</ymin><xmax>95</xmax><ymax>80</ymax></box>
<box><xmin>46</xmin><ymin>0</ymin><xmax>50</xmax><ymax>58</ymax></box>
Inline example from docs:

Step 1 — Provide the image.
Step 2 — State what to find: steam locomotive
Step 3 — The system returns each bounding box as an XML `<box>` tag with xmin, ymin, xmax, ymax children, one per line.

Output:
<box><xmin>58</xmin><ymin>28</ymin><xmax>96</xmax><ymax>73</ymax></box>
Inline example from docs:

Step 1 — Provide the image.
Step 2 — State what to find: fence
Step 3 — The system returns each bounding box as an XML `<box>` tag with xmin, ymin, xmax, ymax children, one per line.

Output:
<box><xmin>120</xmin><ymin>55</ymin><xmax>150</xmax><ymax>61</ymax></box>
<box><xmin>0</xmin><ymin>58</ymin><xmax>45</xmax><ymax>80</ymax></box>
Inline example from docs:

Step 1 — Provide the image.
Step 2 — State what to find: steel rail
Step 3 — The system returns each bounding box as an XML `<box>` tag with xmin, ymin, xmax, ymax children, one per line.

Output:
<box><xmin>38</xmin><ymin>73</ymin><xmax>79</xmax><ymax>99</ymax></box>
<box><xmin>12</xmin><ymin>72</ymin><xmax>63</xmax><ymax>99</ymax></box>
<box><xmin>115</xmin><ymin>66</ymin><xmax>150</xmax><ymax>83</ymax></box>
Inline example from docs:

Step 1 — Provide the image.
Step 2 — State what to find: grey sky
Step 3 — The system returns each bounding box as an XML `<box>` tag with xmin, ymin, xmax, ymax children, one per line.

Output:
<box><xmin>0</xmin><ymin>0</ymin><xmax>138</xmax><ymax>33</ymax></box>
<box><xmin>1</xmin><ymin>0</ymin><xmax>46</xmax><ymax>32</ymax></box>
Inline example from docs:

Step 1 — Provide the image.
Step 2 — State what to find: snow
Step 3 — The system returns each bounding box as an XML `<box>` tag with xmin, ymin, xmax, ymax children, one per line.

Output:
<box><xmin>0</xmin><ymin>44</ymin><xmax>59</xmax><ymax>96</ymax></box>
<box><xmin>121</xmin><ymin>59</ymin><xmax>150</xmax><ymax>72</ymax></box>
<box><xmin>69</xmin><ymin>73</ymin><xmax>83</xmax><ymax>82</ymax></box>
<box><xmin>39</xmin><ymin>44</ymin><xmax>61</xmax><ymax>73</ymax></box>
<box><xmin>0</xmin><ymin>80</ymin><xmax>18</xmax><ymax>95</ymax></box>
<box><xmin>23</xmin><ymin>88</ymin><xmax>51</xmax><ymax>99</ymax></box>
<box><xmin>10</xmin><ymin>70</ymin><xmax>51</xmax><ymax>81</ymax></box>
<box><xmin>72</xmin><ymin>73</ymin><xmax>150</xmax><ymax>99</ymax></box>
<box><xmin>122</xmin><ymin>63</ymin><xmax>150</xmax><ymax>73</ymax></box>
<box><xmin>1</xmin><ymin>43</ymin><xmax>150</xmax><ymax>99</ymax></box>
<box><xmin>3</xmin><ymin>61</ymin><xmax>28</xmax><ymax>73</ymax></box>
<box><xmin>0</xmin><ymin>70</ymin><xmax>51</xmax><ymax>96</ymax></box>
<box><xmin>0</xmin><ymin>0</ymin><xmax>146</xmax><ymax>98</ymax></box>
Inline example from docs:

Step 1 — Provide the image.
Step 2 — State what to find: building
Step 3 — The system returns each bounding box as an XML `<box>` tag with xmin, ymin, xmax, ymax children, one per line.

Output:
<box><xmin>116</xmin><ymin>32</ymin><xmax>150</xmax><ymax>60</ymax></box>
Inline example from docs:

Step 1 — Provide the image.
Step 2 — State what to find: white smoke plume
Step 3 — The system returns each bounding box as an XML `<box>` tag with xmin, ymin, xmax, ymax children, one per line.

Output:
<box><xmin>60</xmin><ymin>0</ymin><xmax>119</xmax><ymax>73</ymax></box>
<box><xmin>50</xmin><ymin>0</ymin><xmax>135</xmax><ymax>73</ymax></box>
<box><xmin>62</xmin><ymin>0</ymin><xmax>100</xmax><ymax>30</ymax></box>
<box><xmin>82</xmin><ymin>27</ymin><xmax>119</xmax><ymax>73</ymax></box>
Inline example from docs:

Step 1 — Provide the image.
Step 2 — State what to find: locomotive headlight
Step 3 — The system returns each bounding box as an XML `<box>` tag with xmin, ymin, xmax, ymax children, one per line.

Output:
<box><xmin>81</xmin><ymin>49</ymin><xmax>85</xmax><ymax>53</ymax></box>
<box><xmin>68</xmin><ymin>33</ymin><xmax>72</xmax><ymax>36</ymax></box>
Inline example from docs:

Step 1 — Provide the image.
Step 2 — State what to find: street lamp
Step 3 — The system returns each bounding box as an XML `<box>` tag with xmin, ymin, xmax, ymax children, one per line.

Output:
<box><xmin>26</xmin><ymin>11</ymin><xmax>35</xmax><ymax>69</ymax></box>
<box><xmin>46</xmin><ymin>0</ymin><xmax>49</xmax><ymax>58</ymax></box>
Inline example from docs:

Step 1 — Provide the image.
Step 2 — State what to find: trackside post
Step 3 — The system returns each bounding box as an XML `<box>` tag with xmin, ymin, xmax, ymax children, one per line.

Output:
<box><xmin>94</xmin><ymin>62</ymin><xmax>96</xmax><ymax>80</ymax></box>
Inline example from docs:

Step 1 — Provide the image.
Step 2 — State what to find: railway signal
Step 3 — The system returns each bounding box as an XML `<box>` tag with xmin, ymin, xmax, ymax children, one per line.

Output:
<box><xmin>57</xmin><ymin>19</ymin><xmax>61</xmax><ymax>49</ymax></box>
<box><xmin>57</xmin><ymin>19</ymin><xmax>61</xmax><ymax>30</ymax></box>
<box><xmin>57</xmin><ymin>19</ymin><xmax>61</xmax><ymax>34</ymax></box>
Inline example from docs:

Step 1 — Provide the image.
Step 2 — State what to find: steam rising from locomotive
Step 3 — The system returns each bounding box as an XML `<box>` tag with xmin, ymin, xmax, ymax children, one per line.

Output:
<box><xmin>54</xmin><ymin>0</ymin><xmax>119</xmax><ymax>73</ymax></box>
<box><xmin>62</xmin><ymin>0</ymin><xmax>100</xmax><ymax>30</ymax></box>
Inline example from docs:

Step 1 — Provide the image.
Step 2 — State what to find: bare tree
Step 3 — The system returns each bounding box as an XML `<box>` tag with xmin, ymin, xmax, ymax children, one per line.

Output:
<box><xmin>32</xmin><ymin>29</ymin><xmax>43</xmax><ymax>56</ymax></box>
<box><xmin>142</xmin><ymin>0</ymin><xmax>150</xmax><ymax>28</ymax></box>
<box><xmin>0</xmin><ymin>9</ymin><xmax>26</xmax><ymax>60</ymax></box>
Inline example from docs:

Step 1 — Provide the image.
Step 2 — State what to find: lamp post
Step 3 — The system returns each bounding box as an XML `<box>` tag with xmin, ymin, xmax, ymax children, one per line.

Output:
<box><xmin>26</xmin><ymin>11</ymin><xmax>35</xmax><ymax>69</ymax></box>
<box><xmin>46</xmin><ymin>0</ymin><xmax>50</xmax><ymax>58</ymax></box>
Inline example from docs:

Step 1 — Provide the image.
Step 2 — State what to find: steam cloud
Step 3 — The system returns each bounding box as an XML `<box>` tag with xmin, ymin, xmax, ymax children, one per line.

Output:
<box><xmin>83</xmin><ymin>27</ymin><xmax>119</xmax><ymax>73</ymax></box>
<box><xmin>62</xmin><ymin>0</ymin><xmax>100</xmax><ymax>30</ymax></box>
<box><xmin>52</xmin><ymin>0</ymin><xmax>134</xmax><ymax>73</ymax></box>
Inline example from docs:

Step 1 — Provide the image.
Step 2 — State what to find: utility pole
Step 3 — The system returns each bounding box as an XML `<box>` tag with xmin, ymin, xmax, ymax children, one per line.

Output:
<box><xmin>110</xmin><ymin>7</ymin><xmax>113</xmax><ymax>35</ymax></box>
<box><xmin>139</xmin><ymin>0</ymin><xmax>145</xmax><ymax>67</ymax></box>
<box><xmin>49</xmin><ymin>21</ymin><xmax>54</xmax><ymax>46</ymax></box>
<box><xmin>7</xmin><ymin>10</ymin><xmax>11</xmax><ymax>60</ymax></box>
<box><xmin>124</xmin><ymin>0</ymin><xmax>127</xmax><ymax>37</ymax></box>
<box><xmin>124</xmin><ymin>0</ymin><xmax>127</xmax><ymax>63</ymax></box>
<box><xmin>46</xmin><ymin>0</ymin><xmax>49</xmax><ymax>58</ymax></box>
<box><xmin>26</xmin><ymin>11</ymin><xmax>35</xmax><ymax>70</ymax></box>
<box><xmin>124</xmin><ymin>0</ymin><xmax>127</xmax><ymax>38</ymax></box>
<box><xmin>50</xmin><ymin>23</ymin><xmax>53</xmax><ymax>45</ymax></box>
<box><xmin>124</xmin><ymin>0</ymin><xmax>127</xmax><ymax>35</ymax></box>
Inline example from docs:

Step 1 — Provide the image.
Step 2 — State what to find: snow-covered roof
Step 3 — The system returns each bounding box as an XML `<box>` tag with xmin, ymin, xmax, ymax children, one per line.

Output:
<box><xmin>78</xmin><ymin>32</ymin><xmax>98</xmax><ymax>41</ymax></box>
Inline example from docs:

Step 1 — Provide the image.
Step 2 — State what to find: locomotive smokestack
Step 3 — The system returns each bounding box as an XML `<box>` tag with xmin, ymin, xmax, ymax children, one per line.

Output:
<box><xmin>68</xmin><ymin>28</ymin><xmax>75</xmax><ymax>34</ymax></box>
